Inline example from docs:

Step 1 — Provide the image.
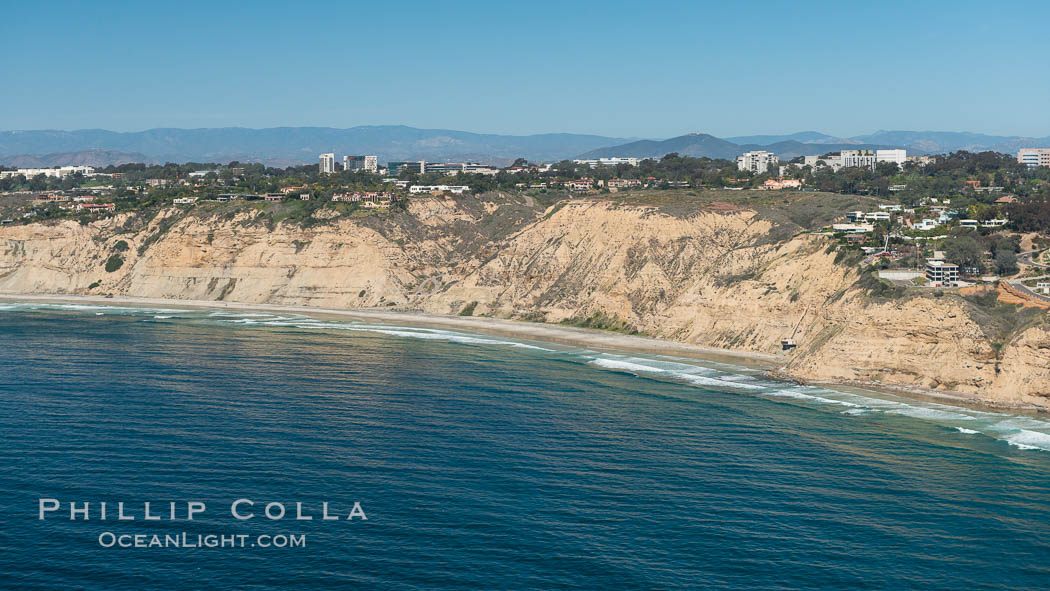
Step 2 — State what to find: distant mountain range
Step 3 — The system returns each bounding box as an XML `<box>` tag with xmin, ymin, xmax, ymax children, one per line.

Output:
<box><xmin>0</xmin><ymin>149</ymin><xmax>153</xmax><ymax>168</ymax></box>
<box><xmin>1</xmin><ymin>126</ymin><xmax>1048</xmax><ymax>168</ymax></box>
<box><xmin>580</xmin><ymin>131</ymin><xmax>1050</xmax><ymax>161</ymax></box>
<box><xmin>575</xmin><ymin>133</ymin><xmax>898</xmax><ymax>161</ymax></box>
<box><xmin>0</xmin><ymin>126</ymin><xmax>631</xmax><ymax>168</ymax></box>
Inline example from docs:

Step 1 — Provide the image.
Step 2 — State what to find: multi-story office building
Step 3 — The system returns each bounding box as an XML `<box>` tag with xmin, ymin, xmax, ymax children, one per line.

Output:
<box><xmin>387</xmin><ymin>161</ymin><xmax>425</xmax><ymax>175</ymax></box>
<box><xmin>319</xmin><ymin>153</ymin><xmax>335</xmax><ymax>174</ymax></box>
<box><xmin>736</xmin><ymin>151</ymin><xmax>778</xmax><ymax>174</ymax></box>
<box><xmin>875</xmin><ymin>149</ymin><xmax>907</xmax><ymax>168</ymax></box>
<box><xmin>840</xmin><ymin>150</ymin><xmax>877</xmax><ymax>170</ymax></box>
<box><xmin>1018</xmin><ymin>148</ymin><xmax>1050</xmax><ymax>168</ymax></box>
<box><xmin>342</xmin><ymin>155</ymin><xmax>379</xmax><ymax>173</ymax></box>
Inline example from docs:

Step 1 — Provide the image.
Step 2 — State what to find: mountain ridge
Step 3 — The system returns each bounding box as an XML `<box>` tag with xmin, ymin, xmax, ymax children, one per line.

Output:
<box><xmin>2</xmin><ymin>126</ymin><xmax>1049</xmax><ymax>168</ymax></box>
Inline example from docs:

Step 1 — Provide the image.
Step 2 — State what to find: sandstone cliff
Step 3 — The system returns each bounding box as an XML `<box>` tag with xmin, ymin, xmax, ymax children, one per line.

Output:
<box><xmin>1</xmin><ymin>194</ymin><xmax>1047</xmax><ymax>408</ymax></box>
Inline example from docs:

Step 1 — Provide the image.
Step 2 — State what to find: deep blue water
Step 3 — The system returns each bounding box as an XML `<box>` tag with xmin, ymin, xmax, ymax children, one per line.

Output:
<box><xmin>1</xmin><ymin>303</ymin><xmax>1050</xmax><ymax>590</ymax></box>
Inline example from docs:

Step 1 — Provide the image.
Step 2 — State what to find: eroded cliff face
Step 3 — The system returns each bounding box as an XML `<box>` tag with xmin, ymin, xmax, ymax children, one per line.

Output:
<box><xmin>1</xmin><ymin>195</ymin><xmax>1047</xmax><ymax>408</ymax></box>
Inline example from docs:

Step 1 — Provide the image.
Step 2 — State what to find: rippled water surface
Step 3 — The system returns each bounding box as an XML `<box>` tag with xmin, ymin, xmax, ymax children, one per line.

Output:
<box><xmin>1</xmin><ymin>303</ymin><xmax>1049</xmax><ymax>589</ymax></box>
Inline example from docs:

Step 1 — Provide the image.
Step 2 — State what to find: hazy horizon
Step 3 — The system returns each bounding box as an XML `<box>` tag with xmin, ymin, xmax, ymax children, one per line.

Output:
<box><xmin>1</xmin><ymin>126</ymin><xmax>1048</xmax><ymax>142</ymax></box>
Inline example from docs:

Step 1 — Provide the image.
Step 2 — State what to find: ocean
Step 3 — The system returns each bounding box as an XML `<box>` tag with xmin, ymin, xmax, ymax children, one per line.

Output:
<box><xmin>1</xmin><ymin>302</ymin><xmax>1049</xmax><ymax>589</ymax></box>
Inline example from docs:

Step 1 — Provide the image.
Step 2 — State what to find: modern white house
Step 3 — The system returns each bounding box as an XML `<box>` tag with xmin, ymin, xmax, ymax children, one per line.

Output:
<box><xmin>981</xmin><ymin>219</ymin><xmax>1008</xmax><ymax>228</ymax></box>
<box><xmin>832</xmin><ymin>223</ymin><xmax>875</xmax><ymax>233</ymax></box>
<box><xmin>925</xmin><ymin>260</ymin><xmax>959</xmax><ymax>287</ymax></box>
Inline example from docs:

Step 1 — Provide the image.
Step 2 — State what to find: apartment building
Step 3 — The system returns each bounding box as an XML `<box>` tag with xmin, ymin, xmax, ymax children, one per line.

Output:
<box><xmin>736</xmin><ymin>151</ymin><xmax>778</xmax><ymax>174</ymax></box>
<box><xmin>319</xmin><ymin>153</ymin><xmax>335</xmax><ymax>174</ymax></box>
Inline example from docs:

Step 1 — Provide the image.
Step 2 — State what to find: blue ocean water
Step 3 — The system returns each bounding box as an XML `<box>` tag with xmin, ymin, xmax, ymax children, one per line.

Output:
<box><xmin>1</xmin><ymin>302</ymin><xmax>1049</xmax><ymax>590</ymax></box>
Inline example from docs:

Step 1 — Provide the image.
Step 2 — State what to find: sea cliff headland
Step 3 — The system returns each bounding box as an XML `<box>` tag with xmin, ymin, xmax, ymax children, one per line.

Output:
<box><xmin>1</xmin><ymin>192</ymin><xmax>1048</xmax><ymax>410</ymax></box>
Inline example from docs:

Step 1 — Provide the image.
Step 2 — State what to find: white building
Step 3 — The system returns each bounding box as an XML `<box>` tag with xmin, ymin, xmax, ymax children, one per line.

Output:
<box><xmin>1018</xmin><ymin>148</ymin><xmax>1050</xmax><ymax>168</ymax></box>
<box><xmin>319</xmin><ymin>153</ymin><xmax>335</xmax><ymax>174</ymax></box>
<box><xmin>408</xmin><ymin>185</ymin><xmax>470</xmax><ymax>194</ymax></box>
<box><xmin>832</xmin><ymin>223</ymin><xmax>875</xmax><ymax>233</ymax></box>
<box><xmin>841</xmin><ymin>150</ymin><xmax>877</xmax><ymax>170</ymax></box>
<box><xmin>736</xmin><ymin>151</ymin><xmax>778</xmax><ymax>174</ymax></box>
<box><xmin>876</xmin><ymin>149</ymin><xmax>907</xmax><ymax>168</ymax></box>
<box><xmin>0</xmin><ymin>165</ymin><xmax>95</xmax><ymax>179</ymax></box>
<box><xmin>572</xmin><ymin>157</ymin><xmax>642</xmax><ymax>168</ymax></box>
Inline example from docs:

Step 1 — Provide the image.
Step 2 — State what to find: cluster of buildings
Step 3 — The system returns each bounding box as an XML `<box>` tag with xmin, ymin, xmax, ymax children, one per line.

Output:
<box><xmin>736</xmin><ymin>149</ymin><xmax>924</xmax><ymax>175</ymax></box>
<box><xmin>319</xmin><ymin>154</ymin><xmax>379</xmax><ymax>174</ymax></box>
<box><xmin>1018</xmin><ymin>148</ymin><xmax>1050</xmax><ymax>168</ymax></box>
<box><xmin>319</xmin><ymin>154</ymin><xmax>504</xmax><ymax>177</ymax></box>
<box><xmin>836</xmin><ymin>202</ymin><xmax>1009</xmax><ymax>235</ymax></box>
<box><xmin>32</xmin><ymin>193</ymin><xmax>116</xmax><ymax>213</ymax></box>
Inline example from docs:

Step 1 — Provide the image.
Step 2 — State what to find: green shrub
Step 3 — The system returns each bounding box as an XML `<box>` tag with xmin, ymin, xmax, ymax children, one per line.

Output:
<box><xmin>113</xmin><ymin>240</ymin><xmax>129</xmax><ymax>252</ymax></box>
<box><xmin>458</xmin><ymin>301</ymin><xmax>478</xmax><ymax>316</ymax></box>
<box><xmin>104</xmin><ymin>255</ymin><xmax>124</xmax><ymax>273</ymax></box>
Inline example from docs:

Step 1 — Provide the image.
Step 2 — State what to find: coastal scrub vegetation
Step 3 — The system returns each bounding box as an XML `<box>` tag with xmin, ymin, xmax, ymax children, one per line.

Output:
<box><xmin>560</xmin><ymin>311</ymin><xmax>641</xmax><ymax>335</ymax></box>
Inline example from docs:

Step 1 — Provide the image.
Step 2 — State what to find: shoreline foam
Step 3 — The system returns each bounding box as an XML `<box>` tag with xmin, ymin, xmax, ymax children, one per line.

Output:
<box><xmin>0</xmin><ymin>292</ymin><xmax>1045</xmax><ymax>416</ymax></box>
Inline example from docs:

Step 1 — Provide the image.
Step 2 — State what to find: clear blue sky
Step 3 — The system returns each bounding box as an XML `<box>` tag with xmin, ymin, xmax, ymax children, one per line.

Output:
<box><xmin>2</xmin><ymin>0</ymin><xmax>1048</xmax><ymax>138</ymax></box>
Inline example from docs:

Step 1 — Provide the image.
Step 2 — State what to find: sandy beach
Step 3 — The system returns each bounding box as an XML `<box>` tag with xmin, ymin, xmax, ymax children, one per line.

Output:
<box><xmin>2</xmin><ymin>292</ymin><xmax>1046</xmax><ymax>414</ymax></box>
<box><xmin>0</xmin><ymin>293</ymin><xmax>781</xmax><ymax>369</ymax></box>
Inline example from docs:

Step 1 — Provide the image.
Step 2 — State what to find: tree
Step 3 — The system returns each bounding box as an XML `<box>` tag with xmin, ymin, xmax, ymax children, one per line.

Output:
<box><xmin>943</xmin><ymin>235</ymin><xmax>984</xmax><ymax>269</ymax></box>
<box><xmin>994</xmin><ymin>250</ymin><xmax>1018</xmax><ymax>276</ymax></box>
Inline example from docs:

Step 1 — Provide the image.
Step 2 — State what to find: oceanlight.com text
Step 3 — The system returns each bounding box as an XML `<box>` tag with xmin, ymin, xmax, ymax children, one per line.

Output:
<box><xmin>98</xmin><ymin>532</ymin><xmax>306</xmax><ymax>549</ymax></box>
